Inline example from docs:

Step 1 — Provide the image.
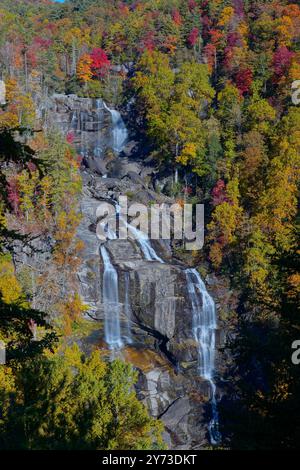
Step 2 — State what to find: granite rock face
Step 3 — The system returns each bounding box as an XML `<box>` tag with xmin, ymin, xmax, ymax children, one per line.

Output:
<box><xmin>76</xmin><ymin>174</ymin><xmax>220</xmax><ymax>449</ymax></box>
<box><xmin>77</xmin><ymin>185</ymin><xmax>198</xmax><ymax>365</ymax></box>
<box><xmin>44</xmin><ymin>94</ymin><xmax>231</xmax><ymax>450</ymax></box>
<box><xmin>45</xmin><ymin>94</ymin><xmax>119</xmax><ymax>175</ymax></box>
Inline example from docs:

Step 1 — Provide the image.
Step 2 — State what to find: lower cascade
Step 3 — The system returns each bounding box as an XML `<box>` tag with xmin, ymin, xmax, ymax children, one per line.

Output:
<box><xmin>185</xmin><ymin>268</ymin><xmax>221</xmax><ymax>444</ymax></box>
<box><xmin>100</xmin><ymin>245</ymin><xmax>123</xmax><ymax>350</ymax></box>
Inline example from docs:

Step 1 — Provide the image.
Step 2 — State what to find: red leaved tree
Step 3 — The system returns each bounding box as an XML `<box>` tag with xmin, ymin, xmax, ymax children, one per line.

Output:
<box><xmin>172</xmin><ymin>9</ymin><xmax>182</xmax><ymax>26</ymax></box>
<box><xmin>204</xmin><ymin>43</ymin><xmax>216</xmax><ymax>72</ymax></box>
<box><xmin>66</xmin><ymin>131</ymin><xmax>75</xmax><ymax>144</ymax></box>
<box><xmin>235</xmin><ymin>68</ymin><xmax>253</xmax><ymax>95</ymax></box>
<box><xmin>140</xmin><ymin>31</ymin><xmax>156</xmax><ymax>52</ymax></box>
<box><xmin>212</xmin><ymin>180</ymin><xmax>228</xmax><ymax>206</ymax></box>
<box><xmin>188</xmin><ymin>0</ymin><xmax>197</xmax><ymax>11</ymax></box>
<box><xmin>7</xmin><ymin>176</ymin><xmax>20</xmax><ymax>214</ymax></box>
<box><xmin>90</xmin><ymin>48</ymin><xmax>111</xmax><ymax>78</ymax></box>
<box><xmin>272</xmin><ymin>46</ymin><xmax>295</xmax><ymax>83</ymax></box>
<box><xmin>187</xmin><ymin>27</ymin><xmax>199</xmax><ymax>48</ymax></box>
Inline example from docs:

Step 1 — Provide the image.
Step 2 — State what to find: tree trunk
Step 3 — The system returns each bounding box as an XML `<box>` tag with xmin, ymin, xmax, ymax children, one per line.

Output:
<box><xmin>24</xmin><ymin>50</ymin><xmax>28</xmax><ymax>91</ymax></box>
<box><xmin>71</xmin><ymin>39</ymin><xmax>77</xmax><ymax>76</ymax></box>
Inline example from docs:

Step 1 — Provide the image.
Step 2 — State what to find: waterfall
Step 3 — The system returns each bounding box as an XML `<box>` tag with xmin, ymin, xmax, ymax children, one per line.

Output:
<box><xmin>74</xmin><ymin>95</ymin><xmax>221</xmax><ymax>445</ymax></box>
<box><xmin>98</xmin><ymin>201</ymin><xmax>162</xmax><ymax>350</ymax></box>
<box><xmin>174</xmin><ymin>168</ymin><xmax>179</xmax><ymax>184</ymax></box>
<box><xmin>185</xmin><ymin>268</ymin><xmax>221</xmax><ymax>445</ymax></box>
<box><xmin>70</xmin><ymin>111</ymin><xmax>78</xmax><ymax>130</ymax></box>
<box><xmin>127</xmin><ymin>223</ymin><xmax>164</xmax><ymax>263</ymax></box>
<box><xmin>115</xmin><ymin>204</ymin><xmax>164</xmax><ymax>263</ymax></box>
<box><xmin>98</xmin><ymin>199</ymin><xmax>162</xmax><ymax>350</ymax></box>
<box><xmin>100</xmin><ymin>245</ymin><xmax>123</xmax><ymax>349</ymax></box>
<box><xmin>103</xmin><ymin>101</ymin><xmax>128</xmax><ymax>153</ymax></box>
<box><xmin>81</xmin><ymin>98</ymin><xmax>221</xmax><ymax>445</ymax></box>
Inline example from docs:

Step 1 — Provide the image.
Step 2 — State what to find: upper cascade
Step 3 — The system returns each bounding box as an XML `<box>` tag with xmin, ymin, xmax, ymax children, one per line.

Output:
<box><xmin>44</xmin><ymin>95</ymin><xmax>129</xmax><ymax>173</ymax></box>
<box><xmin>103</xmin><ymin>101</ymin><xmax>128</xmax><ymax>153</ymax></box>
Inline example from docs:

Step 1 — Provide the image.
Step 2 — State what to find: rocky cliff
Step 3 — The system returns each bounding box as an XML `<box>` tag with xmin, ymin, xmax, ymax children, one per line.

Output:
<box><xmin>40</xmin><ymin>94</ymin><xmax>235</xmax><ymax>450</ymax></box>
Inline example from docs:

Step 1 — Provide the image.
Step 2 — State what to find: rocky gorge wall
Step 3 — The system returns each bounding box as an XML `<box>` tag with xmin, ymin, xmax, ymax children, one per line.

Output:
<box><xmin>37</xmin><ymin>94</ymin><xmax>236</xmax><ymax>450</ymax></box>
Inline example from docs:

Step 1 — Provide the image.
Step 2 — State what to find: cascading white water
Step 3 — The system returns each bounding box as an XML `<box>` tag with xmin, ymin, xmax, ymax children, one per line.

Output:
<box><xmin>115</xmin><ymin>204</ymin><xmax>164</xmax><ymax>263</ymax></box>
<box><xmin>70</xmin><ymin>110</ymin><xmax>78</xmax><ymax>130</ymax></box>
<box><xmin>127</xmin><ymin>223</ymin><xmax>164</xmax><ymax>263</ymax></box>
<box><xmin>100</xmin><ymin>245</ymin><xmax>123</xmax><ymax>350</ymax></box>
<box><xmin>185</xmin><ymin>268</ymin><xmax>221</xmax><ymax>445</ymax></box>
<box><xmin>103</xmin><ymin>101</ymin><xmax>128</xmax><ymax>153</ymax></box>
<box><xmin>98</xmin><ymin>207</ymin><xmax>134</xmax><ymax>348</ymax></box>
<box><xmin>186</xmin><ymin>269</ymin><xmax>216</xmax><ymax>378</ymax></box>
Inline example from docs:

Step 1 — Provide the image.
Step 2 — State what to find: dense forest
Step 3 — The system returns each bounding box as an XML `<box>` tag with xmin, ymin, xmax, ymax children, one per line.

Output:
<box><xmin>0</xmin><ymin>0</ymin><xmax>299</xmax><ymax>451</ymax></box>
